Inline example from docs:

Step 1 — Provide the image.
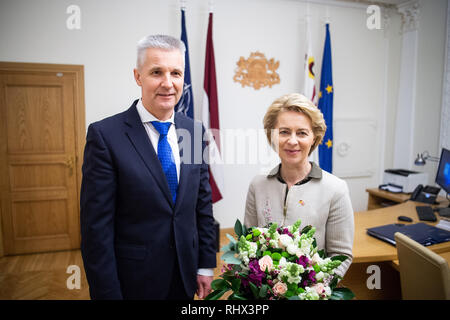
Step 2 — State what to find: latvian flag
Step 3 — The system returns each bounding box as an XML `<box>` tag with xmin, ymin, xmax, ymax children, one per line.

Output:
<box><xmin>202</xmin><ymin>12</ymin><xmax>224</xmax><ymax>203</ymax></box>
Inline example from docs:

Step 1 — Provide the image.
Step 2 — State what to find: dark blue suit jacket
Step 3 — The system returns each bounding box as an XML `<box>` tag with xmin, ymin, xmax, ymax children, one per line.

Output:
<box><xmin>80</xmin><ymin>100</ymin><xmax>217</xmax><ymax>299</ymax></box>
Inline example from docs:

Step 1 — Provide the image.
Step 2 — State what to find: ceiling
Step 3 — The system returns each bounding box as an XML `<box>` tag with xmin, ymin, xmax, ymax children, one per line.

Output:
<box><xmin>334</xmin><ymin>0</ymin><xmax>412</xmax><ymax>8</ymax></box>
<box><xmin>375</xmin><ymin>0</ymin><xmax>411</xmax><ymax>4</ymax></box>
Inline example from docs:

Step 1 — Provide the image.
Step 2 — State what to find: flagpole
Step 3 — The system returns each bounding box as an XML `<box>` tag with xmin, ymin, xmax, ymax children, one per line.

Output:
<box><xmin>306</xmin><ymin>1</ymin><xmax>311</xmax><ymax>21</ymax></box>
<box><xmin>208</xmin><ymin>0</ymin><xmax>213</xmax><ymax>13</ymax></box>
<box><xmin>323</xmin><ymin>6</ymin><xmax>331</xmax><ymax>25</ymax></box>
<box><xmin>177</xmin><ymin>0</ymin><xmax>194</xmax><ymax>118</ymax></box>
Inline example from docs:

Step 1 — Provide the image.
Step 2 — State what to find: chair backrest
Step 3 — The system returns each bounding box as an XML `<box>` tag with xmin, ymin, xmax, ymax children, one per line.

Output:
<box><xmin>395</xmin><ymin>232</ymin><xmax>450</xmax><ymax>300</ymax></box>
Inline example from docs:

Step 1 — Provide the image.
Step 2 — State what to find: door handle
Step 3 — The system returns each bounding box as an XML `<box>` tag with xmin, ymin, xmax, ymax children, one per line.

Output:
<box><xmin>66</xmin><ymin>156</ymin><xmax>75</xmax><ymax>176</ymax></box>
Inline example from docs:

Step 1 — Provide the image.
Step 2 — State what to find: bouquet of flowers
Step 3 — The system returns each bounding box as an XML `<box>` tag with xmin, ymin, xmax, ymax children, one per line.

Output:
<box><xmin>206</xmin><ymin>219</ymin><xmax>354</xmax><ymax>300</ymax></box>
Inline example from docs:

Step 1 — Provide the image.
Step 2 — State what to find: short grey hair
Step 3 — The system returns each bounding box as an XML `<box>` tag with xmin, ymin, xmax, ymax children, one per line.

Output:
<box><xmin>136</xmin><ymin>34</ymin><xmax>186</xmax><ymax>69</ymax></box>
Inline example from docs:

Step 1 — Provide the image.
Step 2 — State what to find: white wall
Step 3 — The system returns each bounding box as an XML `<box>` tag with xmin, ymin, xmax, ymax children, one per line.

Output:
<box><xmin>412</xmin><ymin>0</ymin><xmax>447</xmax><ymax>183</ymax></box>
<box><xmin>0</xmin><ymin>0</ymin><xmax>447</xmax><ymax>228</ymax></box>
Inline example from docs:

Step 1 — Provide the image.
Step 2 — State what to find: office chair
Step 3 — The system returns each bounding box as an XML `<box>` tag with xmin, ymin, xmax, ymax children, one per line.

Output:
<box><xmin>394</xmin><ymin>232</ymin><xmax>450</xmax><ymax>300</ymax></box>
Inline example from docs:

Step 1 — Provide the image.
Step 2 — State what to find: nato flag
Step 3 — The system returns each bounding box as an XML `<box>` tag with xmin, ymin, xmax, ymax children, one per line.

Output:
<box><xmin>318</xmin><ymin>23</ymin><xmax>333</xmax><ymax>173</ymax></box>
<box><xmin>175</xmin><ymin>9</ymin><xmax>194</xmax><ymax>119</ymax></box>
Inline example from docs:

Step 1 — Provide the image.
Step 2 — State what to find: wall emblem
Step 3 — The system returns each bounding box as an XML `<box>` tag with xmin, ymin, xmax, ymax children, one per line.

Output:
<box><xmin>233</xmin><ymin>52</ymin><xmax>280</xmax><ymax>90</ymax></box>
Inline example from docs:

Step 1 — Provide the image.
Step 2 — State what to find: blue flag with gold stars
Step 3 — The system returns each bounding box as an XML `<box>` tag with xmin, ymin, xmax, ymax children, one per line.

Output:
<box><xmin>318</xmin><ymin>23</ymin><xmax>333</xmax><ymax>173</ymax></box>
<box><xmin>175</xmin><ymin>8</ymin><xmax>194</xmax><ymax>119</ymax></box>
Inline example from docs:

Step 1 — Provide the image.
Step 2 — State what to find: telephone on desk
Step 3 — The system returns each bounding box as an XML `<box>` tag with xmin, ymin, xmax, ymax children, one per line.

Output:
<box><xmin>410</xmin><ymin>184</ymin><xmax>441</xmax><ymax>204</ymax></box>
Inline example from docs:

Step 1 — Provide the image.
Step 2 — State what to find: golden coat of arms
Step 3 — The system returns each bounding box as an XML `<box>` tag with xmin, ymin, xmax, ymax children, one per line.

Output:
<box><xmin>233</xmin><ymin>52</ymin><xmax>280</xmax><ymax>90</ymax></box>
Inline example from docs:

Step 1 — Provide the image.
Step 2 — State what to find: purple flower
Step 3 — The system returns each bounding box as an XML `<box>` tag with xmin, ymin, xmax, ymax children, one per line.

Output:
<box><xmin>277</xmin><ymin>227</ymin><xmax>293</xmax><ymax>237</ymax></box>
<box><xmin>308</xmin><ymin>270</ymin><xmax>316</xmax><ymax>284</ymax></box>
<box><xmin>301</xmin><ymin>270</ymin><xmax>316</xmax><ymax>287</ymax></box>
<box><xmin>296</xmin><ymin>255</ymin><xmax>310</xmax><ymax>268</ymax></box>
<box><xmin>248</xmin><ymin>259</ymin><xmax>265</xmax><ymax>287</ymax></box>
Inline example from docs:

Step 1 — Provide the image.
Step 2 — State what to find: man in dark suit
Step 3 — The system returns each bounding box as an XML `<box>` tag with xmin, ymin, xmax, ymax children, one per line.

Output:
<box><xmin>80</xmin><ymin>35</ymin><xmax>217</xmax><ymax>300</ymax></box>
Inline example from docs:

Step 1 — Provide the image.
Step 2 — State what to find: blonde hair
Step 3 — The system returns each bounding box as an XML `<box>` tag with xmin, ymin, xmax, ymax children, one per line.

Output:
<box><xmin>263</xmin><ymin>93</ymin><xmax>327</xmax><ymax>155</ymax></box>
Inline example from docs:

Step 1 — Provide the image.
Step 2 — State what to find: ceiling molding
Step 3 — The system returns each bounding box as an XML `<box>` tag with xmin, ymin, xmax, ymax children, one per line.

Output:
<box><xmin>296</xmin><ymin>0</ymin><xmax>407</xmax><ymax>9</ymax></box>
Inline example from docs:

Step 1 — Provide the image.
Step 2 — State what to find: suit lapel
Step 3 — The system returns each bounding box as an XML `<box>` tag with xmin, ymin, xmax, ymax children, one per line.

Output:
<box><xmin>173</xmin><ymin>112</ymin><xmax>196</xmax><ymax>213</ymax></box>
<box><xmin>124</xmin><ymin>101</ymin><xmax>173</xmax><ymax>206</ymax></box>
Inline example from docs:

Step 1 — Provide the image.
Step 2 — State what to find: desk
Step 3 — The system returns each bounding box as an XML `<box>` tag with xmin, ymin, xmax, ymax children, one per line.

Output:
<box><xmin>366</xmin><ymin>188</ymin><xmax>410</xmax><ymax>210</ymax></box>
<box><xmin>366</xmin><ymin>187</ymin><xmax>448</xmax><ymax>210</ymax></box>
<box><xmin>342</xmin><ymin>200</ymin><xmax>450</xmax><ymax>299</ymax></box>
<box><xmin>353</xmin><ymin>201</ymin><xmax>450</xmax><ymax>263</ymax></box>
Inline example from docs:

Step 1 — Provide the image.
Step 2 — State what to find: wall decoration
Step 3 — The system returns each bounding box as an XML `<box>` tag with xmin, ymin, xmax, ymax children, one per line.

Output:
<box><xmin>233</xmin><ymin>52</ymin><xmax>280</xmax><ymax>90</ymax></box>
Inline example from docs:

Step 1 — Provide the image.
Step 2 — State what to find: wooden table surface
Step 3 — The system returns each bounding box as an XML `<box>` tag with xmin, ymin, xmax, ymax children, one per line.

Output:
<box><xmin>353</xmin><ymin>200</ymin><xmax>450</xmax><ymax>263</ymax></box>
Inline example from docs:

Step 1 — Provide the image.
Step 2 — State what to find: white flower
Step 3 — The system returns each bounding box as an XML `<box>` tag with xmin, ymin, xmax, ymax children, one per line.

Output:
<box><xmin>279</xmin><ymin>234</ymin><xmax>293</xmax><ymax>248</ymax></box>
<box><xmin>269</xmin><ymin>239</ymin><xmax>279</xmax><ymax>248</ymax></box>
<box><xmin>299</xmin><ymin>287</ymin><xmax>320</xmax><ymax>300</ymax></box>
<box><xmin>286</xmin><ymin>243</ymin><xmax>298</xmax><ymax>255</ymax></box>
<box><xmin>278</xmin><ymin>262</ymin><xmax>304</xmax><ymax>284</ymax></box>
<box><xmin>248</xmin><ymin>242</ymin><xmax>257</xmax><ymax>258</ymax></box>
<box><xmin>278</xmin><ymin>257</ymin><xmax>287</xmax><ymax>268</ymax></box>
<box><xmin>258</xmin><ymin>227</ymin><xmax>268</xmax><ymax>234</ymax></box>
<box><xmin>315</xmin><ymin>271</ymin><xmax>325</xmax><ymax>281</ymax></box>
<box><xmin>300</xmin><ymin>239</ymin><xmax>313</xmax><ymax>255</ymax></box>
<box><xmin>240</xmin><ymin>254</ymin><xmax>249</xmax><ymax>265</ymax></box>
<box><xmin>311</xmin><ymin>253</ymin><xmax>322</xmax><ymax>265</ymax></box>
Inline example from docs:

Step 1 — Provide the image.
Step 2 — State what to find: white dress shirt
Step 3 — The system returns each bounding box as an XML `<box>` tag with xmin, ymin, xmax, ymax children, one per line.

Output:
<box><xmin>136</xmin><ymin>99</ymin><xmax>180</xmax><ymax>180</ymax></box>
<box><xmin>135</xmin><ymin>99</ymin><xmax>214</xmax><ymax>277</ymax></box>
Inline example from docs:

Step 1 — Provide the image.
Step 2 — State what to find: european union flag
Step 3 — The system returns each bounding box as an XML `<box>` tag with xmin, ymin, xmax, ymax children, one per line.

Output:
<box><xmin>318</xmin><ymin>23</ymin><xmax>333</xmax><ymax>173</ymax></box>
<box><xmin>175</xmin><ymin>8</ymin><xmax>194</xmax><ymax>119</ymax></box>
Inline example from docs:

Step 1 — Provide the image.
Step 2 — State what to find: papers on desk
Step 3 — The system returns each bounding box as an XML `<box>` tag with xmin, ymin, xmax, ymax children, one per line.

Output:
<box><xmin>436</xmin><ymin>219</ymin><xmax>450</xmax><ymax>232</ymax></box>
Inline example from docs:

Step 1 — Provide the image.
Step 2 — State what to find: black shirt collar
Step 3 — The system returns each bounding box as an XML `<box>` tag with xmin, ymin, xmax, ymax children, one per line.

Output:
<box><xmin>267</xmin><ymin>161</ymin><xmax>322</xmax><ymax>186</ymax></box>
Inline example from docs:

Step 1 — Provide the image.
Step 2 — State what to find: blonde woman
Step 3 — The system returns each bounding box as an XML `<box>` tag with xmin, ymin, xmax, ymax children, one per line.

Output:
<box><xmin>244</xmin><ymin>93</ymin><xmax>354</xmax><ymax>277</ymax></box>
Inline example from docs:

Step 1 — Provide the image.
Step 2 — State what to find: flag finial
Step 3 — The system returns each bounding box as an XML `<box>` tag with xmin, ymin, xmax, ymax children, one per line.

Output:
<box><xmin>208</xmin><ymin>0</ymin><xmax>214</xmax><ymax>13</ymax></box>
<box><xmin>323</xmin><ymin>6</ymin><xmax>331</xmax><ymax>24</ymax></box>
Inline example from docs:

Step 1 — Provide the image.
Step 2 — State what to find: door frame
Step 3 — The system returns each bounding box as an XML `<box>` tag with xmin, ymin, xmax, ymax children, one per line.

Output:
<box><xmin>0</xmin><ymin>62</ymin><xmax>86</xmax><ymax>257</ymax></box>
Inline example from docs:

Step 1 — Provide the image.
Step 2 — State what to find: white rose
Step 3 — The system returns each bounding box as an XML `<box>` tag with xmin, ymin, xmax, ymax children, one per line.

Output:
<box><xmin>279</xmin><ymin>234</ymin><xmax>293</xmax><ymax>249</ymax></box>
<box><xmin>286</xmin><ymin>244</ymin><xmax>298</xmax><ymax>255</ymax></box>
<box><xmin>311</xmin><ymin>253</ymin><xmax>322</xmax><ymax>265</ymax></box>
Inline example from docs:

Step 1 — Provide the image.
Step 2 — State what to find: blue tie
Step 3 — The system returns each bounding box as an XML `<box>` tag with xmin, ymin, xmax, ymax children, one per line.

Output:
<box><xmin>151</xmin><ymin>121</ymin><xmax>178</xmax><ymax>204</ymax></box>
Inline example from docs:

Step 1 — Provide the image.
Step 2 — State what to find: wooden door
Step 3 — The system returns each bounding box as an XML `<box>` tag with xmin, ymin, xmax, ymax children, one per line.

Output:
<box><xmin>0</xmin><ymin>62</ymin><xmax>85</xmax><ymax>255</ymax></box>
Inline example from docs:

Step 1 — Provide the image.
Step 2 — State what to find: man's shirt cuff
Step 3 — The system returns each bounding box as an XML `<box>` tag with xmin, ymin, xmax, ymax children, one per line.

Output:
<box><xmin>197</xmin><ymin>268</ymin><xmax>214</xmax><ymax>276</ymax></box>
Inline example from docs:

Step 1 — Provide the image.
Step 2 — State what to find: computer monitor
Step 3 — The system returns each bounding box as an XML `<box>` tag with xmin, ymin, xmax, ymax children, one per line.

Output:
<box><xmin>435</xmin><ymin>147</ymin><xmax>450</xmax><ymax>198</ymax></box>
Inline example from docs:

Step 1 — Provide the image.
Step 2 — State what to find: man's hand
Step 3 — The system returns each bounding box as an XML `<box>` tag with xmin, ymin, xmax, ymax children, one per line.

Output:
<box><xmin>196</xmin><ymin>275</ymin><xmax>213</xmax><ymax>299</ymax></box>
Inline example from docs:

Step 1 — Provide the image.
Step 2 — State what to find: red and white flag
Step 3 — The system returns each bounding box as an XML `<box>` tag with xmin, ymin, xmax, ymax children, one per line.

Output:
<box><xmin>304</xmin><ymin>18</ymin><xmax>319</xmax><ymax>165</ymax></box>
<box><xmin>202</xmin><ymin>12</ymin><xmax>224</xmax><ymax>203</ymax></box>
<box><xmin>304</xmin><ymin>26</ymin><xmax>317</xmax><ymax>105</ymax></box>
